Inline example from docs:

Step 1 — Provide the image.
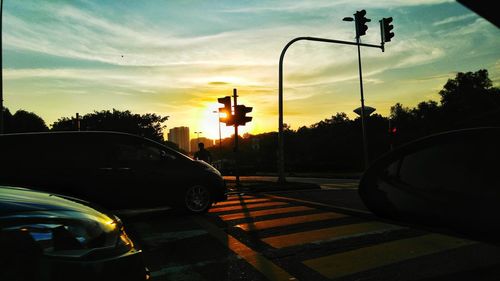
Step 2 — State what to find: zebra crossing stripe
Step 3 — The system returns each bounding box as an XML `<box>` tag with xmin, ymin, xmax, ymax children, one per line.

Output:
<box><xmin>209</xmin><ymin>201</ymin><xmax>289</xmax><ymax>213</ymax></box>
<box><xmin>192</xmin><ymin>216</ymin><xmax>297</xmax><ymax>281</ymax></box>
<box><xmin>214</xmin><ymin>198</ymin><xmax>272</xmax><ymax>207</ymax></box>
<box><xmin>303</xmin><ymin>233</ymin><xmax>476</xmax><ymax>279</ymax></box>
<box><xmin>262</xmin><ymin>222</ymin><xmax>401</xmax><ymax>248</ymax></box>
<box><xmin>225</xmin><ymin>195</ymin><xmax>256</xmax><ymax>201</ymax></box>
<box><xmin>235</xmin><ymin>212</ymin><xmax>348</xmax><ymax>231</ymax></box>
<box><xmin>219</xmin><ymin>206</ymin><xmax>313</xmax><ymax>221</ymax></box>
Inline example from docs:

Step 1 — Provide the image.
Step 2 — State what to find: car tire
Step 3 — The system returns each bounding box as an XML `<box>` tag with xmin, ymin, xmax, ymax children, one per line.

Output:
<box><xmin>183</xmin><ymin>184</ymin><xmax>212</xmax><ymax>214</ymax></box>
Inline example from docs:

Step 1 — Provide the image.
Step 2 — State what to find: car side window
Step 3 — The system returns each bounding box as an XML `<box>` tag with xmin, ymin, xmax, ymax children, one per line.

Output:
<box><xmin>116</xmin><ymin>144</ymin><xmax>162</xmax><ymax>162</ymax></box>
<box><xmin>383</xmin><ymin>159</ymin><xmax>401</xmax><ymax>181</ymax></box>
<box><xmin>139</xmin><ymin>145</ymin><xmax>162</xmax><ymax>161</ymax></box>
<box><xmin>161</xmin><ymin>149</ymin><xmax>177</xmax><ymax>161</ymax></box>
<box><xmin>397</xmin><ymin>138</ymin><xmax>493</xmax><ymax>193</ymax></box>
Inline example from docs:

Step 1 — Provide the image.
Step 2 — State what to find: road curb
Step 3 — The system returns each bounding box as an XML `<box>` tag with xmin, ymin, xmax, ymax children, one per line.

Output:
<box><xmin>226</xmin><ymin>180</ymin><xmax>321</xmax><ymax>193</ymax></box>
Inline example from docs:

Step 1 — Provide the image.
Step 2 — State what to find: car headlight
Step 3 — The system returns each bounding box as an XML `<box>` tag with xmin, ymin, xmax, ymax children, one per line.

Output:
<box><xmin>1</xmin><ymin>212</ymin><xmax>134</xmax><ymax>258</ymax></box>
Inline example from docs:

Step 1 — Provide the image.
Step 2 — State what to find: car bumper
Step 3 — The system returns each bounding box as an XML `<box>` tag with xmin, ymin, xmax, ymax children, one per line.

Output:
<box><xmin>212</xmin><ymin>177</ymin><xmax>228</xmax><ymax>202</ymax></box>
<box><xmin>38</xmin><ymin>249</ymin><xmax>150</xmax><ymax>281</ymax></box>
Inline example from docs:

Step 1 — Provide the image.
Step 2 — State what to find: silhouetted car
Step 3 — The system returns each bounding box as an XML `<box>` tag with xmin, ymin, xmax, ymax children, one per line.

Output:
<box><xmin>0</xmin><ymin>131</ymin><xmax>227</xmax><ymax>213</ymax></box>
<box><xmin>359</xmin><ymin>127</ymin><xmax>500</xmax><ymax>242</ymax></box>
<box><xmin>0</xmin><ymin>185</ymin><xmax>149</xmax><ymax>281</ymax></box>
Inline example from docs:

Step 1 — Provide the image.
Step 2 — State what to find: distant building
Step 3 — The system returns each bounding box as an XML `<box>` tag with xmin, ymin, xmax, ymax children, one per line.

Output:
<box><xmin>168</xmin><ymin>126</ymin><xmax>190</xmax><ymax>153</ymax></box>
<box><xmin>190</xmin><ymin>137</ymin><xmax>214</xmax><ymax>153</ymax></box>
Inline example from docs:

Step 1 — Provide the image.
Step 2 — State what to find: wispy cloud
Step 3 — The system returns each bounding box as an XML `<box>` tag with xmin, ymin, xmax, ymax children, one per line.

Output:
<box><xmin>433</xmin><ymin>13</ymin><xmax>476</xmax><ymax>26</ymax></box>
<box><xmin>222</xmin><ymin>0</ymin><xmax>453</xmax><ymax>13</ymax></box>
<box><xmin>4</xmin><ymin>0</ymin><xmax>498</xmax><ymax>134</ymax></box>
<box><xmin>208</xmin><ymin>81</ymin><xmax>230</xmax><ymax>85</ymax></box>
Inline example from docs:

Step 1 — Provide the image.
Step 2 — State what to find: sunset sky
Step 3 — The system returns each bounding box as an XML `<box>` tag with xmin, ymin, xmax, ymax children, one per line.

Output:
<box><xmin>3</xmin><ymin>0</ymin><xmax>499</xmax><ymax>140</ymax></box>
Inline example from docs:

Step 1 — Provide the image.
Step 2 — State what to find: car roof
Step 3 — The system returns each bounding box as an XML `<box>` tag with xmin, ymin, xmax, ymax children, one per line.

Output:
<box><xmin>0</xmin><ymin>130</ymin><xmax>138</xmax><ymax>138</ymax></box>
<box><xmin>0</xmin><ymin>130</ymin><xmax>193</xmax><ymax>161</ymax></box>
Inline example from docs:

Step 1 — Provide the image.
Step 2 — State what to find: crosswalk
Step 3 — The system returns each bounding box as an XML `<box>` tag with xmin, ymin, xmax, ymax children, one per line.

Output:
<box><xmin>204</xmin><ymin>193</ymin><xmax>500</xmax><ymax>281</ymax></box>
<box><xmin>129</xmin><ymin>193</ymin><xmax>500</xmax><ymax>281</ymax></box>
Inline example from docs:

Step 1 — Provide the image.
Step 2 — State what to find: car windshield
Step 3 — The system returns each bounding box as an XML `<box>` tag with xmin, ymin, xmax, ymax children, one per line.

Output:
<box><xmin>1</xmin><ymin>1</ymin><xmax>499</xmax><ymax>281</ymax></box>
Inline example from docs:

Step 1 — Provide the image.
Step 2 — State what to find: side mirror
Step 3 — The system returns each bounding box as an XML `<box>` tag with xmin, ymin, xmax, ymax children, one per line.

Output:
<box><xmin>359</xmin><ymin>127</ymin><xmax>500</xmax><ymax>242</ymax></box>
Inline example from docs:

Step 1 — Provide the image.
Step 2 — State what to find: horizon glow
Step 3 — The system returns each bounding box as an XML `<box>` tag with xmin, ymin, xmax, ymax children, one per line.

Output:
<box><xmin>3</xmin><ymin>0</ymin><xmax>500</xmax><ymax>140</ymax></box>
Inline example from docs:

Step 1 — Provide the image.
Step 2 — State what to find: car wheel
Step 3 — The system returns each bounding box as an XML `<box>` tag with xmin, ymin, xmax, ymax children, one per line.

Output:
<box><xmin>184</xmin><ymin>184</ymin><xmax>211</xmax><ymax>213</ymax></box>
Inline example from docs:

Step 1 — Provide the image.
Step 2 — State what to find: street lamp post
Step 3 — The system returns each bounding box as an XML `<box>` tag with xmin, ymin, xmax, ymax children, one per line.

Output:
<box><xmin>277</xmin><ymin>36</ymin><xmax>383</xmax><ymax>183</ymax></box>
<box><xmin>344</xmin><ymin>12</ymin><xmax>371</xmax><ymax>170</ymax></box>
<box><xmin>194</xmin><ymin>131</ymin><xmax>202</xmax><ymax>144</ymax></box>
<box><xmin>354</xmin><ymin>106</ymin><xmax>375</xmax><ymax>168</ymax></box>
<box><xmin>213</xmin><ymin>110</ymin><xmax>222</xmax><ymax>154</ymax></box>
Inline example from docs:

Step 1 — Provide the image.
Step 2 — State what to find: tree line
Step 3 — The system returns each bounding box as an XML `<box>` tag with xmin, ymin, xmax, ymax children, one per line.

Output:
<box><xmin>1</xmin><ymin>108</ymin><xmax>173</xmax><ymax>147</ymax></box>
<box><xmin>209</xmin><ymin>69</ymin><xmax>500</xmax><ymax>174</ymax></box>
<box><xmin>2</xmin><ymin>69</ymin><xmax>499</xmax><ymax>174</ymax></box>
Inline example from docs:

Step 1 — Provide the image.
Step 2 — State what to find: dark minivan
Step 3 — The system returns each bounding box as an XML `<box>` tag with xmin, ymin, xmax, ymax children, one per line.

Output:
<box><xmin>0</xmin><ymin>131</ymin><xmax>227</xmax><ymax>213</ymax></box>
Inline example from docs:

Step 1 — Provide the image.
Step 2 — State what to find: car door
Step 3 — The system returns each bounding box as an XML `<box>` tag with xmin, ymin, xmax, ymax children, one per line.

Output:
<box><xmin>59</xmin><ymin>134</ymin><xmax>117</xmax><ymax>206</ymax></box>
<box><xmin>113</xmin><ymin>139</ymin><xmax>190</xmax><ymax>207</ymax></box>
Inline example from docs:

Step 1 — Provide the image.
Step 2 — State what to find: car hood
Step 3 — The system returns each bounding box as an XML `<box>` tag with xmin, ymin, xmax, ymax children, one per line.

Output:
<box><xmin>0</xmin><ymin>186</ymin><xmax>116</xmax><ymax>222</ymax></box>
<box><xmin>194</xmin><ymin>160</ymin><xmax>222</xmax><ymax>176</ymax></box>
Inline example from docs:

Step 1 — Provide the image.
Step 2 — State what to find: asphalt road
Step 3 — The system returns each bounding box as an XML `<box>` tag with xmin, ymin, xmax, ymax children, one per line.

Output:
<box><xmin>121</xmin><ymin>189</ymin><xmax>500</xmax><ymax>281</ymax></box>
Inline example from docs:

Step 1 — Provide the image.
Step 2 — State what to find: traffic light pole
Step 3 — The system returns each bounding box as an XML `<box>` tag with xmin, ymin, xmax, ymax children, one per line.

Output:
<box><xmin>356</xmin><ymin>36</ymin><xmax>370</xmax><ymax>170</ymax></box>
<box><xmin>218</xmin><ymin>89</ymin><xmax>252</xmax><ymax>188</ymax></box>
<box><xmin>278</xmin><ymin>36</ymin><xmax>383</xmax><ymax>184</ymax></box>
<box><xmin>232</xmin><ymin>88</ymin><xmax>241</xmax><ymax>187</ymax></box>
<box><xmin>217</xmin><ymin>112</ymin><xmax>222</xmax><ymax>153</ymax></box>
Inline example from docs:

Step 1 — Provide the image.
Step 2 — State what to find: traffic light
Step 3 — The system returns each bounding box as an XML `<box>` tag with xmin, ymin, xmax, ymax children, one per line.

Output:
<box><xmin>234</xmin><ymin>105</ymin><xmax>252</xmax><ymax>126</ymax></box>
<box><xmin>388</xmin><ymin>126</ymin><xmax>397</xmax><ymax>149</ymax></box>
<box><xmin>381</xmin><ymin>17</ymin><xmax>394</xmax><ymax>42</ymax></box>
<box><xmin>217</xmin><ymin>96</ymin><xmax>234</xmax><ymax>126</ymax></box>
<box><xmin>354</xmin><ymin>10</ymin><xmax>370</xmax><ymax>38</ymax></box>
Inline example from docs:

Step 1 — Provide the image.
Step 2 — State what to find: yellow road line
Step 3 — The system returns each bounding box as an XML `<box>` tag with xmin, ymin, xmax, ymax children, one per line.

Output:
<box><xmin>192</xmin><ymin>216</ymin><xmax>296</xmax><ymax>281</ymax></box>
<box><xmin>215</xmin><ymin>198</ymin><xmax>271</xmax><ymax>207</ymax></box>
<box><xmin>262</xmin><ymin>222</ymin><xmax>400</xmax><ymax>249</ymax></box>
<box><xmin>236</xmin><ymin>212</ymin><xmax>348</xmax><ymax>231</ymax></box>
<box><xmin>209</xmin><ymin>201</ymin><xmax>289</xmax><ymax>213</ymax></box>
<box><xmin>219</xmin><ymin>206</ymin><xmax>313</xmax><ymax>221</ymax></box>
<box><xmin>303</xmin><ymin>233</ymin><xmax>476</xmax><ymax>280</ymax></box>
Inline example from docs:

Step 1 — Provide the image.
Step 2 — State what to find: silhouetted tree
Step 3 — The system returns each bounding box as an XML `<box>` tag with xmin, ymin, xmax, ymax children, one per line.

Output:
<box><xmin>1</xmin><ymin>108</ymin><xmax>48</xmax><ymax>133</ymax></box>
<box><xmin>51</xmin><ymin>109</ymin><xmax>169</xmax><ymax>142</ymax></box>
<box><xmin>1</xmin><ymin>107</ymin><xmax>13</xmax><ymax>132</ymax></box>
<box><xmin>439</xmin><ymin>69</ymin><xmax>500</xmax><ymax>127</ymax></box>
<box><xmin>219</xmin><ymin>69</ymin><xmax>500</xmax><ymax>175</ymax></box>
